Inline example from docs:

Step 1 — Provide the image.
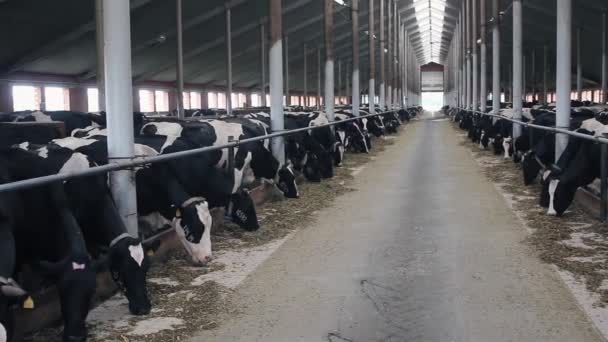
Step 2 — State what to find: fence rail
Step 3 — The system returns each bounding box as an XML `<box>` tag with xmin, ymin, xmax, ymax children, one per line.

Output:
<box><xmin>0</xmin><ymin>109</ymin><xmax>401</xmax><ymax>193</ymax></box>
<box><xmin>455</xmin><ymin>107</ymin><xmax>608</xmax><ymax>221</ymax></box>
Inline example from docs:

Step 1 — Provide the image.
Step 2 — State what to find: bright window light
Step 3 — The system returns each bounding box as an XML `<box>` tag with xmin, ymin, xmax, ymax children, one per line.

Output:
<box><xmin>44</xmin><ymin>86</ymin><xmax>69</xmax><ymax>111</ymax></box>
<box><xmin>12</xmin><ymin>85</ymin><xmax>41</xmax><ymax>111</ymax></box>
<box><xmin>413</xmin><ymin>0</ymin><xmax>447</xmax><ymax>63</ymax></box>
<box><xmin>87</xmin><ymin>88</ymin><xmax>99</xmax><ymax>112</ymax></box>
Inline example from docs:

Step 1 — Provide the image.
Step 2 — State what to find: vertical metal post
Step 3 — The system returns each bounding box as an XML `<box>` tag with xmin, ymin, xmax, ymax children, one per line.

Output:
<box><xmin>480</xmin><ymin>0</ymin><xmax>487</xmax><ymax>112</ymax></box>
<box><xmin>176</xmin><ymin>0</ymin><xmax>185</xmax><ymax>118</ymax></box>
<box><xmin>602</xmin><ymin>12</ymin><xmax>607</xmax><ymax>103</ymax></box>
<box><xmin>317</xmin><ymin>48</ymin><xmax>322</xmax><ymax>109</ymax></box>
<box><xmin>523</xmin><ymin>54</ymin><xmax>527</xmax><ymax>100</ymax></box>
<box><xmin>369</xmin><ymin>0</ymin><xmax>375</xmax><ymax>109</ymax></box>
<box><xmin>556</xmin><ymin>0</ymin><xmax>572</xmax><ymax>160</ymax></box>
<box><xmin>472</xmin><ymin>0</ymin><xmax>478</xmax><ymax>111</ymax></box>
<box><xmin>102</xmin><ymin>0</ymin><xmax>138</xmax><ymax>235</ymax></box>
<box><xmin>352</xmin><ymin>0</ymin><xmax>360</xmax><ymax>115</ymax></box>
<box><xmin>303</xmin><ymin>44</ymin><xmax>308</xmax><ymax>107</ymax></box>
<box><xmin>577</xmin><ymin>27</ymin><xmax>582</xmax><ymax>101</ymax></box>
<box><xmin>404</xmin><ymin>29</ymin><xmax>409</xmax><ymax>108</ymax></box>
<box><xmin>228</xmin><ymin>136</ymin><xmax>235</xmax><ymax>179</ymax></box>
<box><xmin>543</xmin><ymin>45</ymin><xmax>549</xmax><ymax>104</ymax></box>
<box><xmin>531</xmin><ymin>48</ymin><xmax>536</xmax><ymax>101</ymax></box>
<box><xmin>602</xmin><ymin>142</ymin><xmax>608</xmax><ymax>221</ymax></box>
<box><xmin>261</xmin><ymin>23</ymin><xmax>267</xmax><ymax>107</ymax></box>
<box><xmin>387</xmin><ymin>0</ymin><xmax>392</xmax><ymax>109</ymax></box>
<box><xmin>346</xmin><ymin>63</ymin><xmax>351</xmax><ymax>105</ymax></box>
<box><xmin>225</xmin><ymin>5</ymin><xmax>233</xmax><ymax>115</ymax></box>
<box><xmin>492</xmin><ymin>0</ymin><xmax>500</xmax><ymax>113</ymax></box>
<box><xmin>269</xmin><ymin>0</ymin><xmax>285</xmax><ymax>165</ymax></box>
<box><xmin>95</xmin><ymin>0</ymin><xmax>106</xmax><ymax>112</ymax></box>
<box><xmin>393</xmin><ymin>8</ymin><xmax>398</xmax><ymax>108</ymax></box>
<box><xmin>285</xmin><ymin>35</ymin><xmax>290</xmax><ymax>106</ymax></box>
<box><xmin>338</xmin><ymin>59</ymin><xmax>342</xmax><ymax>105</ymax></box>
<box><xmin>379</xmin><ymin>0</ymin><xmax>386</xmax><ymax>110</ymax></box>
<box><xmin>324</xmin><ymin>0</ymin><xmax>335</xmax><ymax>121</ymax></box>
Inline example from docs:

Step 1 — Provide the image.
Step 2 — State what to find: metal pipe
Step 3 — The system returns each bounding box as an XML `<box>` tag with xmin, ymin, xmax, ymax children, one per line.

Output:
<box><xmin>602</xmin><ymin>12</ymin><xmax>607</xmax><ymax>103</ymax></box>
<box><xmin>317</xmin><ymin>48</ymin><xmax>322</xmax><ymax>109</ymax></box>
<box><xmin>556</xmin><ymin>0</ymin><xmax>572</xmax><ymax>160</ymax></box>
<box><xmin>176</xmin><ymin>0</ymin><xmax>185</xmax><ymax>118</ymax></box>
<box><xmin>368</xmin><ymin>0</ymin><xmax>375</xmax><ymax>109</ymax></box>
<box><xmin>269</xmin><ymin>0</ymin><xmax>285</xmax><ymax>165</ymax></box>
<box><xmin>95</xmin><ymin>0</ymin><xmax>106</xmax><ymax>112</ymax></box>
<box><xmin>531</xmin><ymin>48</ymin><xmax>536</xmax><ymax>101</ymax></box>
<box><xmin>102</xmin><ymin>0</ymin><xmax>138</xmax><ymax>235</ymax></box>
<box><xmin>577</xmin><ymin>27</ymin><xmax>582</xmax><ymax>101</ymax></box>
<box><xmin>543</xmin><ymin>45</ymin><xmax>549</xmax><ymax>104</ymax></box>
<box><xmin>285</xmin><ymin>35</ymin><xmax>290</xmax><ymax>106</ymax></box>
<box><xmin>492</xmin><ymin>0</ymin><xmax>500</xmax><ymax>113</ymax></box>
<box><xmin>0</xmin><ymin>109</ymin><xmax>396</xmax><ymax>194</ymax></box>
<box><xmin>513</xmin><ymin>0</ymin><xmax>523</xmax><ymax>139</ymax></box>
<box><xmin>379</xmin><ymin>0</ymin><xmax>385</xmax><ymax>110</ymax></box>
<box><xmin>324</xmin><ymin>0</ymin><xmax>335</xmax><ymax>121</ymax></box>
<box><xmin>260</xmin><ymin>23</ymin><xmax>267</xmax><ymax>107</ymax></box>
<box><xmin>351</xmin><ymin>0</ymin><xmax>360</xmax><ymax>116</ymax></box>
<box><xmin>480</xmin><ymin>0</ymin><xmax>487</xmax><ymax>112</ymax></box>
<box><xmin>472</xmin><ymin>0</ymin><xmax>478</xmax><ymax>111</ymax></box>
<box><xmin>303</xmin><ymin>44</ymin><xmax>308</xmax><ymax>107</ymax></box>
<box><xmin>225</xmin><ymin>5</ymin><xmax>233</xmax><ymax>115</ymax></box>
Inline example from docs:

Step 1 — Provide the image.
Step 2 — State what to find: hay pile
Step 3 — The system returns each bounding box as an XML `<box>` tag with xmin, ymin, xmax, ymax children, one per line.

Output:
<box><xmin>456</xmin><ymin>125</ymin><xmax>608</xmax><ymax>306</ymax></box>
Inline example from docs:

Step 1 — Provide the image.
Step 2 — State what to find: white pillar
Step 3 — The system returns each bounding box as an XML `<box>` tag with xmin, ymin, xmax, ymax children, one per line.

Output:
<box><xmin>352</xmin><ymin>0</ymin><xmax>360</xmax><ymax>115</ymax></box>
<box><xmin>513</xmin><ymin>0</ymin><xmax>523</xmax><ymax>138</ymax></box>
<box><xmin>480</xmin><ymin>0</ymin><xmax>487</xmax><ymax>112</ymax></box>
<box><xmin>472</xmin><ymin>0</ymin><xmax>478</xmax><ymax>111</ymax></box>
<box><xmin>324</xmin><ymin>0</ymin><xmax>335</xmax><ymax>121</ymax></box>
<box><xmin>368</xmin><ymin>0</ymin><xmax>375</xmax><ymax>109</ymax></box>
<box><xmin>176</xmin><ymin>0</ymin><xmax>185</xmax><ymax>118</ymax></box>
<box><xmin>103</xmin><ymin>0</ymin><xmax>138</xmax><ymax>235</ymax></box>
<box><xmin>269</xmin><ymin>0</ymin><xmax>285</xmax><ymax>165</ymax></box>
<box><xmin>225</xmin><ymin>5</ymin><xmax>233</xmax><ymax>115</ymax></box>
<box><xmin>379</xmin><ymin>0</ymin><xmax>386</xmax><ymax>110</ymax></box>
<box><xmin>95</xmin><ymin>0</ymin><xmax>106</xmax><ymax>112</ymax></box>
<box><xmin>492</xmin><ymin>0</ymin><xmax>500</xmax><ymax>113</ymax></box>
<box><xmin>556</xmin><ymin>0</ymin><xmax>572</xmax><ymax>160</ymax></box>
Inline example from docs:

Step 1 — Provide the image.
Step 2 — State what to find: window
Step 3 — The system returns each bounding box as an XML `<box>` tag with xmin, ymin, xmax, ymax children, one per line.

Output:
<box><xmin>190</xmin><ymin>92</ymin><xmax>202</xmax><ymax>109</ymax></box>
<box><xmin>139</xmin><ymin>90</ymin><xmax>155</xmax><ymax>112</ymax></box>
<box><xmin>217</xmin><ymin>92</ymin><xmax>226</xmax><ymax>109</ymax></box>
<box><xmin>290</xmin><ymin>96</ymin><xmax>300</xmax><ymax>106</ymax></box>
<box><xmin>12</xmin><ymin>85</ymin><xmax>41</xmax><ymax>111</ymax></box>
<box><xmin>88</xmin><ymin>88</ymin><xmax>99</xmax><ymax>112</ymax></box>
<box><xmin>239</xmin><ymin>93</ymin><xmax>247</xmax><ymax>108</ymax></box>
<box><xmin>154</xmin><ymin>90</ymin><xmax>169</xmax><ymax>112</ymax></box>
<box><xmin>251</xmin><ymin>93</ymin><xmax>261</xmax><ymax>107</ymax></box>
<box><xmin>44</xmin><ymin>87</ymin><xmax>69</xmax><ymax>111</ymax></box>
<box><xmin>183</xmin><ymin>92</ymin><xmax>191</xmax><ymax>110</ymax></box>
<box><xmin>208</xmin><ymin>92</ymin><xmax>218</xmax><ymax>108</ymax></box>
<box><xmin>309</xmin><ymin>97</ymin><xmax>316</xmax><ymax>107</ymax></box>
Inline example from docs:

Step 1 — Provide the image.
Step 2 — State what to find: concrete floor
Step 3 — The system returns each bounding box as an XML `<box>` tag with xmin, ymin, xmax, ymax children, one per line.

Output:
<box><xmin>189</xmin><ymin>115</ymin><xmax>602</xmax><ymax>342</ymax></box>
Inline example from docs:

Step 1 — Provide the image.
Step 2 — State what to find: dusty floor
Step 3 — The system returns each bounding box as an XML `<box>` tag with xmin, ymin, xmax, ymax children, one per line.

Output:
<box><xmin>186</xmin><ymin>114</ymin><xmax>603</xmax><ymax>342</ymax></box>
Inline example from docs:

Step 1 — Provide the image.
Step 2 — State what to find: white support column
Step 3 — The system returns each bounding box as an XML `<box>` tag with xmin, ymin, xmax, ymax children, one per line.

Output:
<box><xmin>324</xmin><ymin>0</ymin><xmax>335</xmax><ymax>121</ymax></box>
<box><xmin>285</xmin><ymin>35</ymin><xmax>290</xmax><ymax>106</ymax></box>
<box><xmin>176</xmin><ymin>0</ymin><xmax>185</xmax><ymax>118</ymax></box>
<box><xmin>480</xmin><ymin>0</ymin><xmax>487</xmax><ymax>112</ymax></box>
<box><xmin>513</xmin><ymin>0</ymin><xmax>523</xmax><ymax>138</ymax></box>
<box><xmin>351</xmin><ymin>0</ymin><xmax>360</xmax><ymax>116</ymax></box>
<box><xmin>317</xmin><ymin>48</ymin><xmax>322</xmax><ymax>109</ymax></box>
<box><xmin>95</xmin><ymin>0</ymin><xmax>106</xmax><ymax>112</ymax></box>
<box><xmin>225</xmin><ymin>5</ymin><xmax>233</xmax><ymax>115</ymax></box>
<box><xmin>602</xmin><ymin>12</ymin><xmax>607</xmax><ymax>103</ymax></box>
<box><xmin>556</xmin><ymin>0</ymin><xmax>572</xmax><ymax>160</ymax></box>
<box><xmin>102</xmin><ymin>0</ymin><xmax>138</xmax><ymax>235</ymax></box>
<box><xmin>303</xmin><ymin>44</ymin><xmax>308</xmax><ymax>106</ymax></box>
<box><xmin>492</xmin><ymin>0</ymin><xmax>500</xmax><ymax>113</ymax></box>
<box><xmin>577</xmin><ymin>27</ymin><xmax>582</xmax><ymax>101</ymax></box>
<box><xmin>368</xmin><ymin>0</ymin><xmax>375</xmax><ymax>110</ymax></box>
<box><xmin>472</xmin><ymin>0</ymin><xmax>478</xmax><ymax>111</ymax></box>
<box><xmin>269</xmin><ymin>0</ymin><xmax>285</xmax><ymax>165</ymax></box>
<box><xmin>379</xmin><ymin>0</ymin><xmax>386</xmax><ymax>110</ymax></box>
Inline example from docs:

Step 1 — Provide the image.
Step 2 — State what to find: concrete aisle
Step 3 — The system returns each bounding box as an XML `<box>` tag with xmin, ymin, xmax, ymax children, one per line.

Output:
<box><xmin>190</xmin><ymin>116</ymin><xmax>602</xmax><ymax>342</ymax></box>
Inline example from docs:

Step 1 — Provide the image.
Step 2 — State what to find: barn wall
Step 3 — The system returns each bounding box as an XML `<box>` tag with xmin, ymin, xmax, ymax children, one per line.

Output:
<box><xmin>0</xmin><ymin>83</ymin><xmax>14</xmax><ymax>112</ymax></box>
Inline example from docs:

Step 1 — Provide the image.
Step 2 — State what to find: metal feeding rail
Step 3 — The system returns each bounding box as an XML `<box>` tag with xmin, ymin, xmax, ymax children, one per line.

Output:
<box><xmin>457</xmin><ymin>107</ymin><xmax>608</xmax><ymax>221</ymax></box>
<box><xmin>0</xmin><ymin>110</ymin><xmax>401</xmax><ymax>193</ymax></box>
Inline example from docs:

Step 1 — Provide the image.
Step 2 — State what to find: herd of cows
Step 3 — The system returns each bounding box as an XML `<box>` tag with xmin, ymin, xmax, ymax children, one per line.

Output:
<box><xmin>0</xmin><ymin>105</ymin><xmax>419</xmax><ymax>342</ymax></box>
<box><xmin>446</xmin><ymin>101</ymin><xmax>608</xmax><ymax>218</ymax></box>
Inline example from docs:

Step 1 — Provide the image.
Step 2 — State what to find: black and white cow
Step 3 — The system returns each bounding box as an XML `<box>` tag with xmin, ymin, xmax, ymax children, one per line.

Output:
<box><xmin>334</xmin><ymin>112</ymin><xmax>370</xmax><ymax>153</ymax></box>
<box><xmin>0</xmin><ymin>147</ymin><xmax>99</xmax><ymax>342</ymax></box>
<box><xmin>285</xmin><ymin>111</ymin><xmax>344</xmax><ymax>167</ymax></box>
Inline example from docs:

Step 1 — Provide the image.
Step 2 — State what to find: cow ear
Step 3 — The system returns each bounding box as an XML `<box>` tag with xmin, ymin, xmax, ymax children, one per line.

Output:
<box><xmin>1</xmin><ymin>284</ymin><xmax>27</xmax><ymax>298</ymax></box>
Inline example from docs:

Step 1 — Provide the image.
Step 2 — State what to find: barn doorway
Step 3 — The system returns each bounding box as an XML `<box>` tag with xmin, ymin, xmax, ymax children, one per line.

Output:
<box><xmin>421</xmin><ymin>92</ymin><xmax>444</xmax><ymax>111</ymax></box>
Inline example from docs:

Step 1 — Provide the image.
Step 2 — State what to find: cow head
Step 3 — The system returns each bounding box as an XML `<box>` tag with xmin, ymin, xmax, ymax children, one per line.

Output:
<box><xmin>0</xmin><ymin>278</ymin><xmax>27</xmax><ymax>342</ymax></box>
<box><xmin>546</xmin><ymin>179</ymin><xmax>579</xmax><ymax>216</ymax></box>
<box><xmin>317</xmin><ymin>148</ymin><xmax>334</xmax><ymax>179</ymax></box>
<box><xmin>174</xmin><ymin>197</ymin><xmax>213</xmax><ymax>265</ymax></box>
<box><xmin>502</xmin><ymin>137</ymin><xmax>513</xmax><ymax>159</ymax></box>
<box><xmin>277</xmin><ymin>164</ymin><xmax>299</xmax><ymax>198</ymax></box>
<box><xmin>250</xmin><ymin>143</ymin><xmax>280</xmax><ymax>180</ymax></box>
<box><xmin>332</xmin><ymin>141</ymin><xmax>344</xmax><ymax>167</ymax></box>
<box><xmin>285</xmin><ymin>141</ymin><xmax>307</xmax><ymax>171</ymax></box>
<box><xmin>229</xmin><ymin>189</ymin><xmax>259</xmax><ymax>231</ymax></box>
<box><xmin>107</xmin><ymin>236</ymin><xmax>152</xmax><ymax>315</ymax></box>
<box><xmin>522</xmin><ymin>152</ymin><xmax>543</xmax><ymax>185</ymax></box>
<box><xmin>36</xmin><ymin>254</ymin><xmax>96</xmax><ymax>342</ymax></box>
<box><xmin>348</xmin><ymin>123</ymin><xmax>369</xmax><ymax>153</ymax></box>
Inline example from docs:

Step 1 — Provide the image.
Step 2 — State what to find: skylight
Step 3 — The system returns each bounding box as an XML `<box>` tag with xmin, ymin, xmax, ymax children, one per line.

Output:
<box><xmin>412</xmin><ymin>0</ymin><xmax>447</xmax><ymax>63</ymax></box>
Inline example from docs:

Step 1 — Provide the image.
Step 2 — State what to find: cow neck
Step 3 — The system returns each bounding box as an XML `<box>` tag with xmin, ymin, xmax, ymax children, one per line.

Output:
<box><xmin>48</xmin><ymin>183</ymin><xmax>88</xmax><ymax>256</ymax></box>
<box><xmin>0</xmin><ymin>224</ymin><xmax>16</xmax><ymax>277</ymax></box>
<box><xmin>165</xmin><ymin>177</ymin><xmax>192</xmax><ymax>209</ymax></box>
<box><xmin>99</xmin><ymin>192</ymin><xmax>135</xmax><ymax>244</ymax></box>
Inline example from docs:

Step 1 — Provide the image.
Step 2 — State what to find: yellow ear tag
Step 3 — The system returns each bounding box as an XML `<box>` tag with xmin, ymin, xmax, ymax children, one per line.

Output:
<box><xmin>23</xmin><ymin>296</ymin><xmax>35</xmax><ymax>309</ymax></box>
<box><xmin>147</xmin><ymin>250</ymin><xmax>155</xmax><ymax>257</ymax></box>
<box><xmin>175</xmin><ymin>208</ymin><xmax>182</xmax><ymax>218</ymax></box>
